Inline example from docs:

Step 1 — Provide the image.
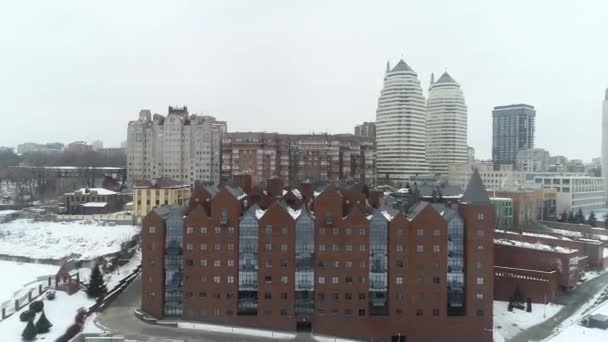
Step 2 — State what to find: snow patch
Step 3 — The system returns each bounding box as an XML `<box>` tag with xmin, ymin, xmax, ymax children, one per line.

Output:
<box><xmin>177</xmin><ymin>321</ymin><xmax>295</xmax><ymax>339</ymax></box>
<box><xmin>493</xmin><ymin>300</ymin><xmax>563</xmax><ymax>340</ymax></box>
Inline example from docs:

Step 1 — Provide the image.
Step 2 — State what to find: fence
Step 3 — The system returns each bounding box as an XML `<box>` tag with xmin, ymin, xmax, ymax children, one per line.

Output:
<box><xmin>54</xmin><ymin>214</ymin><xmax>134</xmax><ymax>225</ymax></box>
<box><xmin>0</xmin><ymin>275</ymin><xmax>53</xmax><ymax>321</ymax></box>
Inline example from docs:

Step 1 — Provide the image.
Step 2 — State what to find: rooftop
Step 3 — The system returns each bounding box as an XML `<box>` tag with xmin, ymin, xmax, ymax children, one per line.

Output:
<box><xmin>69</xmin><ymin>188</ymin><xmax>118</xmax><ymax>196</ymax></box>
<box><xmin>494</xmin><ymin>238</ymin><xmax>578</xmax><ymax>254</ymax></box>
<box><xmin>493</xmin><ymin>104</ymin><xmax>535</xmax><ymax>110</ymax></box>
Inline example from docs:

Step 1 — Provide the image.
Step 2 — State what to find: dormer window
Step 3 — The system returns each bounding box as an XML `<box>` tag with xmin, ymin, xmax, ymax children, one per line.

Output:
<box><xmin>325</xmin><ymin>211</ymin><xmax>334</xmax><ymax>225</ymax></box>
<box><xmin>220</xmin><ymin>208</ymin><xmax>228</xmax><ymax>224</ymax></box>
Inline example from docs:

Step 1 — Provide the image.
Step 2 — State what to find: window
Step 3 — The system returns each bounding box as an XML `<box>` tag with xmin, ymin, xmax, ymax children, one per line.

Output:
<box><xmin>345</xmin><ymin>276</ymin><xmax>353</xmax><ymax>284</ymax></box>
<box><xmin>265</xmin><ymin>276</ymin><xmax>272</xmax><ymax>284</ymax></box>
<box><xmin>417</xmin><ymin>228</ymin><xmax>423</xmax><ymax>237</ymax></box>
<box><xmin>280</xmin><ymin>292</ymin><xmax>288</xmax><ymax>300</ymax></box>
<box><xmin>417</xmin><ymin>245</ymin><xmax>423</xmax><ymax>253</ymax></box>
<box><xmin>227</xmin><ymin>276</ymin><xmax>234</xmax><ymax>284</ymax></box>
<box><xmin>396</xmin><ymin>260</ymin><xmax>404</xmax><ymax>268</ymax></box>
<box><xmin>345</xmin><ymin>309</ymin><xmax>353</xmax><ymax>316</ymax></box>
<box><xmin>477</xmin><ymin>213</ymin><xmax>485</xmax><ymax>221</ymax></box>
<box><xmin>215</xmin><ymin>243</ymin><xmax>221</xmax><ymax>251</ymax></box>
<box><xmin>332</xmin><ymin>227</ymin><xmax>339</xmax><ymax>236</ymax></box>
<box><xmin>433</xmin><ymin>260</ymin><xmax>440</xmax><ymax>270</ymax></box>
<box><xmin>227</xmin><ymin>243</ymin><xmax>234</xmax><ymax>251</ymax></box>
<box><xmin>228</xmin><ymin>226</ymin><xmax>235</xmax><ymax>234</ymax></box>
<box><xmin>264</xmin><ymin>292</ymin><xmax>272</xmax><ymax>299</ymax></box>
<box><xmin>332</xmin><ymin>244</ymin><xmax>339</xmax><ymax>252</ymax></box>
<box><xmin>396</xmin><ymin>277</ymin><xmax>403</xmax><ymax>285</ymax></box>
<box><xmin>186</xmin><ymin>243</ymin><xmax>193</xmax><ymax>251</ymax></box>
<box><xmin>213</xmin><ymin>276</ymin><xmax>221</xmax><ymax>284</ymax></box>
<box><xmin>396</xmin><ymin>244</ymin><xmax>403</xmax><ymax>253</ymax></box>
<box><xmin>433</xmin><ymin>276</ymin><xmax>440</xmax><ymax>284</ymax></box>
<box><xmin>477</xmin><ymin>277</ymin><xmax>484</xmax><ymax>285</ymax></box>
<box><xmin>397</xmin><ymin>228</ymin><xmax>403</xmax><ymax>236</ymax></box>
<box><xmin>346</xmin><ymin>228</ymin><xmax>352</xmax><ymax>235</ymax></box>
<box><xmin>359</xmin><ymin>244</ymin><xmax>367</xmax><ymax>252</ymax></box>
<box><xmin>148</xmin><ymin>226</ymin><xmax>156</xmax><ymax>234</ymax></box>
<box><xmin>359</xmin><ymin>228</ymin><xmax>366</xmax><ymax>236</ymax></box>
<box><xmin>318</xmin><ymin>276</ymin><xmax>325</xmax><ymax>284</ymax></box>
<box><xmin>213</xmin><ymin>259</ymin><xmax>221</xmax><ymax>267</ymax></box>
<box><xmin>186</xmin><ymin>227</ymin><xmax>194</xmax><ymax>234</ymax></box>
<box><xmin>214</xmin><ymin>227</ymin><xmax>221</xmax><ymax>234</ymax></box>
<box><xmin>332</xmin><ymin>293</ymin><xmax>339</xmax><ymax>300</ymax></box>
<box><xmin>433</xmin><ymin>309</ymin><xmax>440</xmax><ymax>317</ymax></box>
<box><xmin>433</xmin><ymin>228</ymin><xmax>440</xmax><ymax>236</ymax></box>
<box><xmin>280</xmin><ymin>309</ymin><xmax>288</xmax><ymax>316</ymax></box>
<box><xmin>281</xmin><ymin>243</ymin><xmax>288</xmax><ymax>252</ymax></box>
<box><xmin>346</xmin><ymin>244</ymin><xmax>353</xmax><ymax>252</ymax></box>
<box><xmin>320</xmin><ymin>228</ymin><xmax>326</xmax><ymax>235</ymax></box>
<box><xmin>265</xmin><ymin>226</ymin><xmax>272</xmax><ymax>235</ymax></box>
<box><xmin>416</xmin><ymin>276</ymin><xmax>423</xmax><ymax>285</ymax></box>
<box><xmin>200</xmin><ymin>227</ymin><xmax>207</xmax><ymax>234</ymax></box>
<box><xmin>358</xmin><ymin>276</ymin><xmax>366</xmax><ymax>284</ymax></box>
<box><xmin>360</xmin><ymin>260</ymin><xmax>366</xmax><ymax>268</ymax></box>
<box><xmin>345</xmin><ymin>293</ymin><xmax>353</xmax><ymax>300</ymax></box>
<box><xmin>319</xmin><ymin>244</ymin><xmax>326</xmax><ymax>252</ymax></box>
<box><xmin>200</xmin><ymin>275</ymin><xmax>206</xmax><ymax>283</ymax></box>
<box><xmin>281</xmin><ymin>227</ymin><xmax>287</xmax><ymax>235</ymax></box>
<box><xmin>331</xmin><ymin>277</ymin><xmax>339</xmax><ymax>284</ymax></box>
<box><xmin>358</xmin><ymin>309</ymin><xmax>366</xmax><ymax>316</ymax></box>
<box><xmin>476</xmin><ymin>293</ymin><xmax>484</xmax><ymax>300</ymax></box>
<box><xmin>280</xmin><ymin>259</ymin><xmax>288</xmax><ymax>268</ymax></box>
<box><xmin>265</xmin><ymin>243</ymin><xmax>272</xmax><ymax>252</ymax></box>
<box><xmin>477</xmin><ymin>229</ymin><xmax>485</xmax><ymax>237</ymax></box>
<box><xmin>433</xmin><ymin>245</ymin><xmax>440</xmax><ymax>253</ymax></box>
<box><xmin>345</xmin><ymin>261</ymin><xmax>352</xmax><ymax>268</ymax></box>
<box><xmin>318</xmin><ymin>260</ymin><xmax>325</xmax><ymax>268</ymax></box>
<box><xmin>200</xmin><ymin>243</ymin><xmax>207</xmax><ymax>251</ymax></box>
<box><xmin>200</xmin><ymin>259</ymin><xmax>207</xmax><ymax>267</ymax></box>
<box><xmin>265</xmin><ymin>259</ymin><xmax>272</xmax><ymax>268</ymax></box>
<box><xmin>358</xmin><ymin>293</ymin><xmax>366</xmax><ymax>300</ymax></box>
<box><xmin>227</xmin><ymin>259</ymin><xmax>234</xmax><ymax>267</ymax></box>
<box><xmin>281</xmin><ymin>276</ymin><xmax>288</xmax><ymax>284</ymax></box>
<box><xmin>416</xmin><ymin>309</ymin><xmax>423</xmax><ymax>317</ymax></box>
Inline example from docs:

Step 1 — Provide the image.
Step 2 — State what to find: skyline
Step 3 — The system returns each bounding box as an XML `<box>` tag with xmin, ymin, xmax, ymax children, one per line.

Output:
<box><xmin>1</xmin><ymin>0</ymin><xmax>607</xmax><ymax>161</ymax></box>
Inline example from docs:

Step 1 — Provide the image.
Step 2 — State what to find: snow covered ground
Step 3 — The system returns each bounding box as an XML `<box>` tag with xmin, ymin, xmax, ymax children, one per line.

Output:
<box><xmin>493</xmin><ymin>300</ymin><xmax>563</xmax><ymax>341</ymax></box>
<box><xmin>78</xmin><ymin>249</ymin><xmax>142</xmax><ymax>289</ymax></box>
<box><xmin>547</xmin><ymin>299</ymin><xmax>608</xmax><ymax>341</ymax></box>
<box><xmin>0</xmin><ymin>290</ymin><xmax>95</xmax><ymax>342</ymax></box>
<box><xmin>0</xmin><ymin>260</ymin><xmax>58</xmax><ymax>304</ymax></box>
<box><xmin>0</xmin><ymin>219</ymin><xmax>139</xmax><ymax>260</ymax></box>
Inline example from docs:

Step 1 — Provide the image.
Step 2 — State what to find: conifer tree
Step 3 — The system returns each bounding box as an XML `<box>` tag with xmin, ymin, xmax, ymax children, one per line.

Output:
<box><xmin>567</xmin><ymin>211</ymin><xmax>575</xmax><ymax>223</ymax></box>
<box><xmin>560</xmin><ymin>210</ymin><xmax>568</xmax><ymax>222</ymax></box>
<box><xmin>588</xmin><ymin>211</ymin><xmax>597</xmax><ymax>227</ymax></box>
<box><xmin>35</xmin><ymin>311</ymin><xmax>53</xmax><ymax>333</ymax></box>
<box><xmin>22</xmin><ymin>318</ymin><xmax>37</xmax><ymax>341</ymax></box>
<box><xmin>86</xmin><ymin>263</ymin><xmax>108</xmax><ymax>300</ymax></box>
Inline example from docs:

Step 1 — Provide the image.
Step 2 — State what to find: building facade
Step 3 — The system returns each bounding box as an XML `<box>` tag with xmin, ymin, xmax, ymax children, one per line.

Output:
<box><xmin>467</xmin><ymin>146</ymin><xmax>475</xmax><ymax>164</ymax></box>
<box><xmin>516</xmin><ymin>148</ymin><xmax>550</xmax><ymax>172</ymax></box>
<box><xmin>66</xmin><ymin>141</ymin><xmax>94</xmax><ymax>153</ymax></box>
<box><xmin>354</xmin><ymin>122</ymin><xmax>376</xmax><ymax>142</ymax></box>
<box><xmin>426</xmin><ymin>72</ymin><xmax>468</xmax><ymax>176</ymax></box>
<box><xmin>447</xmin><ymin>162</ymin><xmax>524</xmax><ymax>191</ymax></box>
<box><xmin>375</xmin><ymin>59</ymin><xmax>428</xmax><ymax>181</ymax></box>
<box><xmin>490</xmin><ymin>197</ymin><xmax>513</xmax><ymax>230</ymax></box>
<box><xmin>492</xmin><ymin>104</ymin><xmax>536</xmax><ymax>166</ymax></box>
<box><xmin>533</xmin><ymin>175</ymin><xmax>605</xmax><ymax>214</ymax></box>
<box><xmin>221</xmin><ymin>133</ymin><xmax>375</xmax><ymax>187</ymax></box>
<box><xmin>127</xmin><ymin>106</ymin><xmax>224</xmax><ymax>187</ymax></box>
<box><xmin>63</xmin><ymin>187</ymin><xmax>122</xmax><ymax>214</ymax></box>
<box><xmin>132</xmin><ymin>178</ymin><xmax>192</xmax><ymax>217</ymax></box>
<box><xmin>602</xmin><ymin>89</ymin><xmax>608</xmax><ymax>205</ymax></box>
<box><xmin>140</xmin><ymin>171</ymin><xmax>495</xmax><ymax>341</ymax></box>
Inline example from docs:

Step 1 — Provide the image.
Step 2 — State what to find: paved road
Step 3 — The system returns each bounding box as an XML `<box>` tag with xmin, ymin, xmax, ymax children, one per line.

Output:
<box><xmin>509</xmin><ymin>270</ymin><xmax>608</xmax><ymax>342</ymax></box>
<box><xmin>96</xmin><ymin>275</ymin><xmax>314</xmax><ymax>342</ymax></box>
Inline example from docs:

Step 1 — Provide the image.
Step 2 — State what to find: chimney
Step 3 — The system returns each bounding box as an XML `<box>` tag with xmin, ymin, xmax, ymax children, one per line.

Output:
<box><xmin>268</xmin><ymin>177</ymin><xmax>283</xmax><ymax>198</ymax></box>
<box><xmin>369</xmin><ymin>190</ymin><xmax>384</xmax><ymax>209</ymax></box>
<box><xmin>233</xmin><ymin>174</ymin><xmax>252</xmax><ymax>195</ymax></box>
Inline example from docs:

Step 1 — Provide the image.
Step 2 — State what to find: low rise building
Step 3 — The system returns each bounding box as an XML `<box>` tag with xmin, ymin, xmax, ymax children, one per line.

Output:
<box><xmin>533</xmin><ymin>175</ymin><xmax>605</xmax><ymax>214</ymax></box>
<box><xmin>516</xmin><ymin>148</ymin><xmax>550</xmax><ymax>172</ymax></box>
<box><xmin>132</xmin><ymin>178</ymin><xmax>192</xmax><ymax>217</ymax></box>
<box><xmin>64</xmin><ymin>188</ymin><xmax>123</xmax><ymax>214</ymax></box>
<box><xmin>448</xmin><ymin>162</ymin><xmax>524</xmax><ymax>191</ymax></box>
<box><xmin>490</xmin><ymin>197</ymin><xmax>513</xmax><ymax>230</ymax></box>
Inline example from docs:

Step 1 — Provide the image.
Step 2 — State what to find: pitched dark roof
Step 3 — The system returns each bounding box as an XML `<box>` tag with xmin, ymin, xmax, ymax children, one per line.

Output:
<box><xmin>391</xmin><ymin>59</ymin><xmax>413</xmax><ymax>72</ymax></box>
<box><xmin>462</xmin><ymin>168</ymin><xmax>491</xmax><ymax>204</ymax></box>
<box><xmin>435</xmin><ymin>72</ymin><xmax>457</xmax><ymax>84</ymax></box>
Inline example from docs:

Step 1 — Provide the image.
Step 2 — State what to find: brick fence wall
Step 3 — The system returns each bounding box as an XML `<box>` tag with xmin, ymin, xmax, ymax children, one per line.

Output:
<box><xmin>494</xmin><ymin>266</ymin><xmax>559</xmax><ymax>303</ymax></box>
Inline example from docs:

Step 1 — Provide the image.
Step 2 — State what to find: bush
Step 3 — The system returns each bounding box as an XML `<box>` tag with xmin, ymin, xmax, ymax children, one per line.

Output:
<box><xmin>29</xmin><ymin>300</ymin><xmax>44</xmax><ymax>313</ymax></box>
<box><xmin>35</xmin><ymin>311</ymin><xmax>53</xmax><ymax>333</ymax></box>
<box><xmin>19</xmin><ymin>310</ymin><xmax>35</xmax><ymax>322</ymax></box>
<box><xmin>46</xmin><ymin>290</ymin><xmax>56</xmax><ymax>300</ymax></box>
<box><xmin>55</xmin><ymin>323</ymin><xmax>82</xmax><ymax>342</ymax></box>
<box><xmin>21</xmin><ymin>319</ymin><xmax>37</xmax><ymax>341</ymax></box>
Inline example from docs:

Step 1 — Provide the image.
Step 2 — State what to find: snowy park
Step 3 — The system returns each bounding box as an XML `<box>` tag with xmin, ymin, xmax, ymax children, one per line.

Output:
<box><xmin>0</xmin><ymin>219</ymin><xmax>139</xmax><ymax>260</ymax></box>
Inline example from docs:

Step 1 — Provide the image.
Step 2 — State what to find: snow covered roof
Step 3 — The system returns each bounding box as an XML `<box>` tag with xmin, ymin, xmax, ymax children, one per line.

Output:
<box><xmin>494</xmin><ymin>238</ymin><xmax>578</xmax><ymax>254</ymax></box>
<box><xmin>71</xmin><ymin>188</ymin><xmax>118</xmax><ymax>196</ymax></box>
<box><xmin>80</xmin><ymin>202</ymin><xmax>108</xmax><ymax>208</ymax></box>
<box><xmin>255</xmin><ymin>208</ymin><xmax>266</xmax><ymax>219</ymax></box>
<box><xmin>495</xmin><ymin>229</ymin><xmax>574</xmax><ymax>242</ymax></box>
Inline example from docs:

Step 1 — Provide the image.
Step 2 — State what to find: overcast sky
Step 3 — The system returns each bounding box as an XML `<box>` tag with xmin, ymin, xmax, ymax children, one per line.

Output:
<box><xmin>1</xmin><ymin>0</ymin><xmax>607</xmax><ymax>160</ymax></box>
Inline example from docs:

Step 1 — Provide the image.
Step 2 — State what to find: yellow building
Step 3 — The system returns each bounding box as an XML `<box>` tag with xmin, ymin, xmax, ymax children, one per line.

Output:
<box><xmin>132</xmin><ymin>178</ymin><xmax>191</xmax><ymax>217</ymax></box>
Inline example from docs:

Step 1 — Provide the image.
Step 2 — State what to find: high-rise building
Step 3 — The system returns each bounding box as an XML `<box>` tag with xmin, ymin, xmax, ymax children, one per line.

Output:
<box><xmin>516</xmin><ymin>148</ymin><xmax>550</xmax><ymax>172</ymax></box>
<box><xmin>221</xmin><ymin>132</ymin><xmax>374</xmax><ymax>186</ymax></box>
<box><xmin>467</xmin><ymin>146</ymin><xmax>475</xmax><ymax>163</ymax></box>
<box><xmin>127</xmin><ymin>106</ymin><xmax>223</xmax><ymax>187</ymax></box>
<box><xmin>602</xmin><ymin>89</ymin><xmax>608</xmax><ymax>205</ymax></box>
<box><xmin>492</xmin><ymin>104</ymin><xmax>536</xmax><ymax>166</ymax></box>
<box><xmin>354</xmin><ymin>122</ymin><xmax>376</xmax><ymax>142</ymax></box>
<box><xmin>426</xmin><ymin>72</ymin><xmax>468</xmax><ymax>175</ymax></box>
<box><xmin>376</xmin><ymin>59</ymin><xmax>428</xmax><ymax>182</ymax></box>
<box><xmin>141</xmin><ymin>170</ymin><xmax>495</xmax><ymax>341</ymax></box>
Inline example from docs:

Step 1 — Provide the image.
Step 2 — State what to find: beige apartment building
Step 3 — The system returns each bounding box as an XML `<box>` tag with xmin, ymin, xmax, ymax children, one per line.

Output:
<box><xmin>132</xmin><ymin>178</ymin><xmax>191</xmax><ymax>217</ymax></box>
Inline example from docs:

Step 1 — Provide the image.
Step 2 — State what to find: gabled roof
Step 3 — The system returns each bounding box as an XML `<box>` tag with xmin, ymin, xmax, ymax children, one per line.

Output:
<box><xmin>462</xmin><ymin>168</ymin><xmax>491</xmax><ymax>204</ymax></box>
<box><xmin>435</xmin><ymin>72</ymin><xmax>457</xmax><ymax>84</ymax></box>
<box><xmin>391</xmin><ymin>59</ymin><xmax>413</xmax><ymax>72</ymax></box>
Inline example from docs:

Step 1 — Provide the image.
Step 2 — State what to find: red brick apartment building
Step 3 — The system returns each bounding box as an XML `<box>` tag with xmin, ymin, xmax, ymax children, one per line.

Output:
<box><xmin>221</xmin><ymin>132</ymin><xmax>375</xmax><ymax>187</ymax></box>
<box><xmin>141</xmin><ymin>170</ymin><xmax>494</xmax><ymax>342</ymax></box>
